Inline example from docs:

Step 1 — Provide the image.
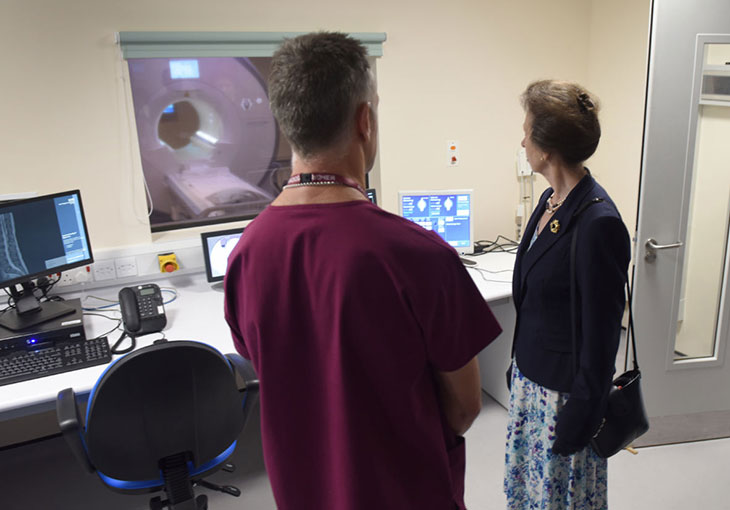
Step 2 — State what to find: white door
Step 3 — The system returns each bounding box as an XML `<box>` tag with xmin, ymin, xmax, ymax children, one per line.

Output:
<box><xmin>634</xmin><ymin>0</ymin><xmax>730</xmax><ymax>446</ymax></box>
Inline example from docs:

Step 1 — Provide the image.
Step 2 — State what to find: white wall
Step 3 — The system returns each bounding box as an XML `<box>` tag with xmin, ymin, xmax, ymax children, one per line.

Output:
<box><xmin>0</xmin><ymin>0</ymin><xmax>650</xmax><ymax>251</ymax></box>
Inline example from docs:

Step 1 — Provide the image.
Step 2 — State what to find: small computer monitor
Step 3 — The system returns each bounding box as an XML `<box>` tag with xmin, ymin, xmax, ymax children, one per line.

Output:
<box><xmin>201</xmin><ymin>227</ymin><xmax>244</xmax><ymax>283</ymax></box>
<box><xmin>398</xmin><ymin>189</ymin><xmax>474</xmax><ymax>254</ymax></box>
<box><xmin>0</xmin><ymin>190</ymin><xmax>94</xmax><ymax>330</ymax></box>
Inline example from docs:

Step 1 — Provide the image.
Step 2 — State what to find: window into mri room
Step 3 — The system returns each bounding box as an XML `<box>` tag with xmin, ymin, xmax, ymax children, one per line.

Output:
<box><xmin>126</xmin><ymin>57</ymin><xmax>293</xmax><ymax>232</ymax></box>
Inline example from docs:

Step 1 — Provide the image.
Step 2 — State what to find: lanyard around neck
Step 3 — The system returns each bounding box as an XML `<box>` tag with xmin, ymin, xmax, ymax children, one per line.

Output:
<box><xmin>284</xmin><ymin>173</ymin><xmax>367</xmax><ymax>198</ymax></box>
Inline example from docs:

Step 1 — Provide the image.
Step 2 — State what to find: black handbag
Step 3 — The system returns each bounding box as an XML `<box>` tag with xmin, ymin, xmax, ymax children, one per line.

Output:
<box><xmin>586</xmin><ymin>284</ymin><xmax>649</xmax><ymax>458</ymax></box>
<box><xmin>569</xmin><ymin>200</ymin><xmax>649</xmax><ymax>458</ymax></box>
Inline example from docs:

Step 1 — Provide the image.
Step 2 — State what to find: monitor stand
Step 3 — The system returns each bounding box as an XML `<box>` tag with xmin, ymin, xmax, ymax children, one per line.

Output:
<box><xmin>0</xmin><ymin>301</ymin><xmax>76</xmax><ymax>331</ymax></box>
<box><xmin>0</xmin><ymin>283</ymin><xmax>76</xmax><ymax>331</ymax></box>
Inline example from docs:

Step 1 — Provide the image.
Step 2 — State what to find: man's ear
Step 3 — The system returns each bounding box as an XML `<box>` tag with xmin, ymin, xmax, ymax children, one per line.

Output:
<box><xmin>356</xmin><ymin>102</ymin><xmax>373</xmax><ymax>143</ymax></box>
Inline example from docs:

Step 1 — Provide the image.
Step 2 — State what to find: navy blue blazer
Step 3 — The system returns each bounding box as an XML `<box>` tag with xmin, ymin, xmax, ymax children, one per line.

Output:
<box><xmin>512</xmin><ymin>171</ymin><xmax>630</xmax><ymax>443</ymax></box>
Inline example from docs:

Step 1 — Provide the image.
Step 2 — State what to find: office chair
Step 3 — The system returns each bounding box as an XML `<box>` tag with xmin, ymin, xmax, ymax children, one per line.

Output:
<box><xmin>56</xmin><ymin>340</ymin><xmax>259</xmax><ymax>510</ymax></box>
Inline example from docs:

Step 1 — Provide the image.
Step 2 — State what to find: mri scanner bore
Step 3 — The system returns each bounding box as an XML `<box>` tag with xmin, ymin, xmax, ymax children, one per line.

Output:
<box><xmin>127</xmin><ymin>57</ymin><xmax>293</xmax><ymax>231</ymax></box>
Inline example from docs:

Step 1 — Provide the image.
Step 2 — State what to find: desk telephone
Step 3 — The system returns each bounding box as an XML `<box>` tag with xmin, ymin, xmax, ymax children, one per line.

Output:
<box><xmin>119</xmin><ymin>284</ymin><xmax>167</xmax><ymax>336</ymax></box>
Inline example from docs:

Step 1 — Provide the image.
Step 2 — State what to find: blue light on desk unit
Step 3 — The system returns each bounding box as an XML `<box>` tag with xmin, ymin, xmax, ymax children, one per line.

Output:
<box><xmin>27</xmin><ymin>338</ymin><xmax>38</xmax><ymax>345</ymax></box>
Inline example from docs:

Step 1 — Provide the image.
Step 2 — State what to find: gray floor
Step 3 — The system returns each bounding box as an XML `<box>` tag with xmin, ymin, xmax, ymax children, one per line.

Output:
<box><xmin>1</xmin><ymin>394</ymin><xmax>728</xmax><ymax>509</ymax></box>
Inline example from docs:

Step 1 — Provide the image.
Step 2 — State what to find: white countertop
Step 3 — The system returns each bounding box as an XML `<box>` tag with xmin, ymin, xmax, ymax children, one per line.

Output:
<box><xmin>0</xmin><ymin>252</ymin><xmax>515</xmax><ymax>419</ymax></box>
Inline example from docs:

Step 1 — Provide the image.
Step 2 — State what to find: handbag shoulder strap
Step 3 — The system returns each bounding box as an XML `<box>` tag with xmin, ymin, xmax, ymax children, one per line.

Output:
<box><xmin>624</xmin><ymin>274</ymin><xmax>639</xmax><ymax>371</ymax></box>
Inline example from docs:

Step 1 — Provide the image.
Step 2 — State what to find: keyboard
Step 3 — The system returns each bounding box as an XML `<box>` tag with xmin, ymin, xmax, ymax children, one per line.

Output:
<box><xmin>0</xmin><ymin>336</ymin><xmax>112</xmax><ymax>387</ymax></box>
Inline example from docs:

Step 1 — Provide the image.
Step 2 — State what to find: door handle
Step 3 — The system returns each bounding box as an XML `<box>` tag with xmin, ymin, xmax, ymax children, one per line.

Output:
<box><xmin>645</xmin><ymin>238</ymin><xmax>683</xmax><ymax>262</ymax></box>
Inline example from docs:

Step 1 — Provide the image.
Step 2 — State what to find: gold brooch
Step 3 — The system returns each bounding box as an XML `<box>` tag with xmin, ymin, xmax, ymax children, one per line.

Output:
<box><xmin>550</xmin><ymin>219</ymin><xmax>560</xmax><ymax>234</ymax></box>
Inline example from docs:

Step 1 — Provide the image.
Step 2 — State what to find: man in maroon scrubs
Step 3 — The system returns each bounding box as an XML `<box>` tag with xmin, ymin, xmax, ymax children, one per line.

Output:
<box><xmin>224</xmin><ymin>32</ymin><xmax>502</xmax><ymax>510</ymax></box>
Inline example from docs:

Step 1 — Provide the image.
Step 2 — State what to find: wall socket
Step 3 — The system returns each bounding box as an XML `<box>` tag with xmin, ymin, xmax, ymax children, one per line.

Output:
<box><xmin>56</xmin><ymin>267</ymin><xmax>92</xmax><ymax>287</ymax></box>
<box><xmin>56</xmin><ymin>272</ymin><xmax>76</xmax><ymax>287</ymax></box>
<box><xmin>115</xmin><ymin>256</ymin><xmax>138</xmax><ymax>279</ymax></box>
<box><xmin>92</xmin><ymin>260</ymin><xmax>116</xmax><ymax>282</ymax></box>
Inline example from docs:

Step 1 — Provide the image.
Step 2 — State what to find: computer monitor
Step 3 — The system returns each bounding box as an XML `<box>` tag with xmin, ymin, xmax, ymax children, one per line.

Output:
<box><xmin>201</xmin><ymin>227</ymin><xmax>244</xmax><ymax>283</ymax></box>
<box><xmin>0</xmin><ymin>190</ymin><xmax>94</xmax><ymax>331</ymax></box>
<box><xmin>398</xmin><ymin>189</ymin><xmax>474</xmax><ymax>255</ymax></box>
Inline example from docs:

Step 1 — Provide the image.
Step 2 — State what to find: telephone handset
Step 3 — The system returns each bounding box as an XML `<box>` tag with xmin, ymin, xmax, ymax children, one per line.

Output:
<box><xmin>119</xmin><ymin>284</ymin><xmax>167</xmax><ymax>336</ymax></box>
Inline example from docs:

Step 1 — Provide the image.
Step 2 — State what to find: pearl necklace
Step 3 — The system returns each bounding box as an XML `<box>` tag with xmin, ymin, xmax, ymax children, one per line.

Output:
<box><xmin>545</xmin><ymin>192</ymin><xmax>566</xmax><ymax>214</ymax></box>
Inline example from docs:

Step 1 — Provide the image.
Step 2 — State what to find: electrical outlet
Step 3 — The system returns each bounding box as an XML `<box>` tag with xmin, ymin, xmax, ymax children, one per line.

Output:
<box><xmin>56</xmin><ymin>267</ymin><xmax>92</xmax><ymax>287</ymax></box>
<box><xmin>92</xmin><ymin>260</ymin><xmax>116</xmax><ymax>282</ymax></box>
<box><xmin>115</xmin><ymin>256</ymin><xmax>138</xmax><ymax>278</ymax></box>
<box><xmin>56</xmin><ymin>272</ymin><xmax>76</xmax><ymax>287</ymax></box>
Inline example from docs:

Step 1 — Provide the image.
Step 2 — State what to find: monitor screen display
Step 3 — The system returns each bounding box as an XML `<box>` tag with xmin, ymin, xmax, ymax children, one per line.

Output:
<box><xmin>169</xmin><ymin>59</ymin><xmax>200</xmax><ymax>79</ymax></box>
<box><xmin>201</xmin><ymin>227</ymin><xmax>244</xmax><ymax>283</ymax></box>
<box><xmin>0</xmin><ymin>190</ymin><xmax>93</xmax><ymax>289</ymax></box>
<box><xmin>398</xmin><ymin>189</ymin><xmax>474</xmax><ymax>254</ymax></box>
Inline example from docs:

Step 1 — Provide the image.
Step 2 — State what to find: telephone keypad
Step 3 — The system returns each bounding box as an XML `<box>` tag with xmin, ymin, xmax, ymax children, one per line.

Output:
<box><xmin>138</xmin><ymin>295</ymin><xmax>158</xmax><ymax>317</ymax></box>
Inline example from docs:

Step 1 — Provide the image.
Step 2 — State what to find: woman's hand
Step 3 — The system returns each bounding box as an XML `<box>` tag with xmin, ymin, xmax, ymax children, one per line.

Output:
<box><xmin>552</xmin><ymin>396</ymin><xmax>601</xmax><ymax>456</ymax></box>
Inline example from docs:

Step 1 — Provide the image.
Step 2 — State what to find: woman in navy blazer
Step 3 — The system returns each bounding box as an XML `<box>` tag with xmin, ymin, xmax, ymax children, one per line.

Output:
<box><xmin>504</xmin><ymin>81</ymin><xmax>630</xmax><ymax>510</ymax></box>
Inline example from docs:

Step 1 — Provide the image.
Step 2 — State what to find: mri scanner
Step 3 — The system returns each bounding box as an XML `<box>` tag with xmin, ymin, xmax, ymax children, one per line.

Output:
<box><xmin>127</xmin><ymin>57</ymin><xmax>288</xmax><ymax>226</ymax></box>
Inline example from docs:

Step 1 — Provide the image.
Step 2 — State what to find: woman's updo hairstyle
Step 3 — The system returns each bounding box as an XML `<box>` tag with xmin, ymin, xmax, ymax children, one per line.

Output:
<box><xmin>521</xmin><ymin>80</ymin><xmax>601</xmax><ymax>165</ymax></box>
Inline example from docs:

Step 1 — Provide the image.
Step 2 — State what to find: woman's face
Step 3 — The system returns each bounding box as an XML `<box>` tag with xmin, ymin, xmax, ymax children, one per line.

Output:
<box><xmin>521</xmin><ymin>112</ymin><xmax>546</xmax><ymax>174</ymax></box>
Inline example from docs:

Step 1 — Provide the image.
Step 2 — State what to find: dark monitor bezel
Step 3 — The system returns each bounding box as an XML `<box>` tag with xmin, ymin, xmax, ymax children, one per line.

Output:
<box><xmin>0</xmin><ymin>189</ymin><xmax>94</xmax><ymax>289</ymax></box>
<box><xmin>200</xmin><ymin>227</ymin><xmax>244</xmax><ymax>283</ymax></box>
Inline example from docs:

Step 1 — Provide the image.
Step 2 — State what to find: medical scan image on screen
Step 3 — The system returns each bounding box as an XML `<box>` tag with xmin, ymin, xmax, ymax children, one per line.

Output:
<box><xmin>400</xmin><ymin>192</ymin><xmax>472</xmax><ymax>250</ymax></box>
<box><xmin>206</xmin><ymin>232</ymin><xmax>243</xmax><ymax>280</ymax></box>
<box><xmin>0</xmin><ymin>193</ymin><xmax>92</xmax><ymax>286</ymax></box>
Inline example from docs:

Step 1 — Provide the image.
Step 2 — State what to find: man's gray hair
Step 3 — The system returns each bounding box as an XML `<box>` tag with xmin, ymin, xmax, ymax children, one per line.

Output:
<box><xmin>268</xmin><ymin>32</ymin><xmax>373</xmax><ymax>158</ymax></box>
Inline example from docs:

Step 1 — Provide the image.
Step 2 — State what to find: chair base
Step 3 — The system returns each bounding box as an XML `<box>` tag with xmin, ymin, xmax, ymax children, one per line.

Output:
<box><xmin>150</xmin><ymin>494</ymin><xmax>208</xmax><ymax>510</ymax></box>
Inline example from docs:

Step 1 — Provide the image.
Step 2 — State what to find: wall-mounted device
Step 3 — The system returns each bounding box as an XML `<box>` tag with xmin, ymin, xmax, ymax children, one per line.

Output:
<box><xmin>398</xmin><ymin>189</ymin><xmax>474</xmax><ymax>255</ymax></box>
<box><xmin>201</xmin><ymin>227</ymin><xmax>244</xmax><ymax>283</ymax></box>
<box><xmin>516</xmin><ymin>147</ymin><xmax>535</xmax><ymax>240</ymax></box>
<box><xmin>119</xmin><ymin>284</ymin><xmax>167</xmax><ymax>336</ymax></box>
<box><xmin>0</xmin><ymin>190</ymin><xmax>94</xmax><ymax>331</ymax></box>
<box><xmin>158</xmin><ymin>252</ymin><xmax>180</xmax><ymax>273</ymax></box>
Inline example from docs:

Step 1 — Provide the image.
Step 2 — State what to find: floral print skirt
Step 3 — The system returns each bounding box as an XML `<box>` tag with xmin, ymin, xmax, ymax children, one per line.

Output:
<box><xmin>504</xmin><ymin>361</ymin><xmax>607</xmax><ymax>510</ymax></box>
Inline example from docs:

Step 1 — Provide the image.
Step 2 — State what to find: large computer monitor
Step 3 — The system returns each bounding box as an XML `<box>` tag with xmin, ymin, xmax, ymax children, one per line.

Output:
<box><xmin>0</xmin><ymin>190</ymin><xmax>94</xmax><ymax>330</ymax></box>
<box><xmin>398</xmin><ymin>189</ymin><xmax>474</xmax><ymax>255</ymax></box>
<box><xmin>201</xmin><ymin>227</ymin><xmax>244</xmax><ymax>283</ymax></box>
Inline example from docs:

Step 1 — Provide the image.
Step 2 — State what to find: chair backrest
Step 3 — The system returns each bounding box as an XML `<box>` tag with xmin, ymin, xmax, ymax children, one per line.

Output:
<box><xmin>84</xmin><ymin>341</ymin><xmax>245</xmax><ymax>486</ymax></box>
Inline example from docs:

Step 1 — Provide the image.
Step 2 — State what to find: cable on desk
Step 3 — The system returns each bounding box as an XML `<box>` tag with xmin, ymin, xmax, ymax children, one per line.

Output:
<box><xmin>150</xmin><ymin>332</ymin><xmax>167</xmax><ymax>343</ymax></box>
<box><xmin>111</xmin><ymin>331</ymin><xmax>136</xmax><ymax>355</ymax></box>
<box><xmin>81</xmin><ymin>295</ymin><xmax>121</xmax><ymax>312</ymax></box>
<box><xmin>36</xmin><ymin>275</ymin><xmax>61</xmax><ymax>301</ymax></box>
<box><xmin>160</xmin><ymin>287</ymin><xmax>178</xmax><ymax>306</ymax></box>
<box><xmin>473</xmin><ymin>235</ymin><xmax>519</xmax><ymax>255</ymax></box>
<box><xmin>472</xmin><ymin>266</ymin><xmax>513</xmax><ymax>284</ymax></box>
<box><xmin>473</xmin><ymin>267</ymin><xmax>513</xmax><ymax>274</ymax></box>
<box><xmin>2</xmin><ymin>277</ymin><xmax>66</xmax><ymax>313</ymax></box>
<box><xmin>82</xmin><ymin>311</ymin><xmax>123</xmax><ymax>340</ymax></box>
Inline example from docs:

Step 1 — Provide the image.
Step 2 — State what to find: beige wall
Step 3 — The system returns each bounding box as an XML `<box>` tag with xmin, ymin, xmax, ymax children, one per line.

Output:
<box><xmin>586</xmin><ymin>0</ymin><xmax>652</xmax><ymax>238</ymax></box>
<box><xmin>0</xmin><ymin>0</ymin><xmax>650</xmax><ymax>251</ymax></box>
